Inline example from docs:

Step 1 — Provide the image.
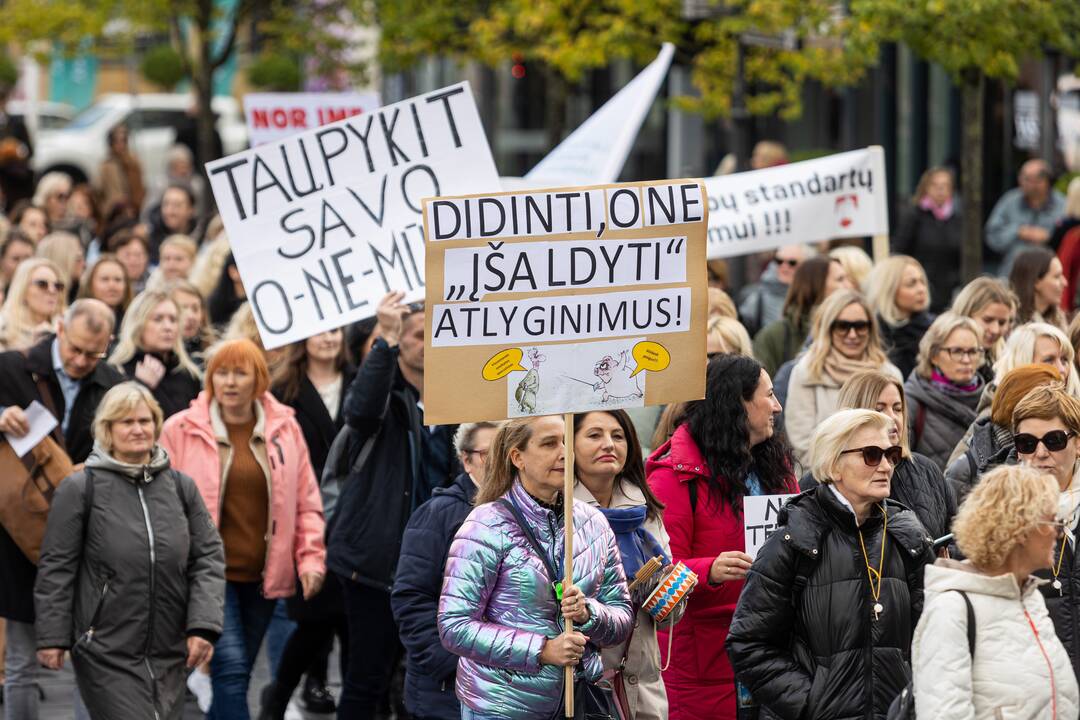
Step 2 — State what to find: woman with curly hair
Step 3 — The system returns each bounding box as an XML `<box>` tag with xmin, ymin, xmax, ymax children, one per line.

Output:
<box><xmin>912</xmin><ymin>465</ymin><xmax>1079</xmax><ymax>717</ymax></box>
<box><xmin>647</xmin><ymin>353</ymin><xmax>798</xmax><ymax>720</ymax></box>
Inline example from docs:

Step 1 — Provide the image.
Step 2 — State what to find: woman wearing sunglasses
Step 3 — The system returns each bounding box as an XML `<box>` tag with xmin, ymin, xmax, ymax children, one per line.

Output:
<box><xmin>903</xmin><ymin>313</ymin><xmax>986</xmax><ymax>470</ymax></box>
<box><xmin>728</xmin><ymin>409</ymin><xmax>933</xmax><ymax>720</ymax></box>
<box><xmin>0</xmin><ymin>257</ymin><xmax>67</xmax><ymax>350</ymax></box>
<box><xmin>912</xmin><ymin>465</ymin><xmax>1079</xmax><ymax>718</ymax></box>
<box><xmin>1012</xmin><ymin>384</ymin><xmax>1080</xmax><ymax>689</ymax></box>
<box><xmin>786</xmin><ymin>289</ymin><xmax>901</xmax><ymax>467</ymax></box>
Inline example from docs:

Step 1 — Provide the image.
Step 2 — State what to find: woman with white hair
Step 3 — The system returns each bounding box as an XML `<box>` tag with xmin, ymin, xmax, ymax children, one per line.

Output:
<box><xmin>34</xmin><ymin>381</ymin><xmax>225</xmax><ymax>719</ymax></box>
<box><xmin>912</xmin><ymin>465</ymin><xmax>1079</xmax><ymax>718</ymax></box>
<box><xmin>866</xmin><ymin>255</ymin><xmax>935</xmax><ymax>378</ymax></box>
<box><xmin>109</xmin><ymin>288</ymin><xmax>202</xmax><ymax>417</ymax></box>
<box><xmin>903</xmin><ymin>313</ymin><xmax>986</xmax><ymax>469</ymax></box>
<box><xmin>785</xmin><ymin>289</ymin><xmax>901</xmax><ymax>465</ymax></box>
<box><xmin>728</xmin><ymin>409</ymin><xmax>933</xmax><ymax>720</ymax></box>
<box><xmin>992</xmin><ymin>322</ymin><xmax>1080</xmax><ymax>398</ymax></box>
<box><xmin>36</xmin><ymin>231</ymin><xmax>85</xmax><ymax>303</ymax></box>
<box><xmin>32</xmin><ymin>171</ymin><xmax>72</xmax><ymax>228</ymax></box>
<box><xmin>0</xmin><ymin>257</ymin><xmax>66</xmax><ymax>350</ymax></box>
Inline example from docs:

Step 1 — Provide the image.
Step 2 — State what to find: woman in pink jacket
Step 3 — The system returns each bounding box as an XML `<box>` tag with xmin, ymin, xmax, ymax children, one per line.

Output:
<box><xmin>159</xmin><ymin>338</ymin><xmax>326</xmax><ymax>720</ymax></box>
<box><xmin>647</xmin><ymin>353</ymin><xmax>797</xmax><ymax>720</ymax></box>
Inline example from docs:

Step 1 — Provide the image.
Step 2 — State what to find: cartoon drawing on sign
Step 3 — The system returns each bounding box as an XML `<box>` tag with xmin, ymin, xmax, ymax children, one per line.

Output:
<box><xmin>835</xmin><ymin>194</ymin><xmax>859</xmax><ymax>228</ymax></box>
<box><xmin>566</xmin><ymin>351</ymin><xmax>643</xmax><ymax>403</ymax></box>
<box><xmin>514</xmin><ymin>348</ymin><xmax>547</xmax><ymax>413</ymax></box>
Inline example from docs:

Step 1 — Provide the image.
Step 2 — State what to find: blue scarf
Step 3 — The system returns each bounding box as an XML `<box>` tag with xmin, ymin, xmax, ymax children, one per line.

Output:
<box><xmin>598</xmin><ymin>506</ymin><xmax>669</xmax><ymax>581</ymax></box>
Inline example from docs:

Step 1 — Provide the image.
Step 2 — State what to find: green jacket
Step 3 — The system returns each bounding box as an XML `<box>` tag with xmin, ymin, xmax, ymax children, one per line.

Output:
<box><xmin>753</xmin><ymin>314</ymin><xmax>810</xmax><ymax>377</ymax></box>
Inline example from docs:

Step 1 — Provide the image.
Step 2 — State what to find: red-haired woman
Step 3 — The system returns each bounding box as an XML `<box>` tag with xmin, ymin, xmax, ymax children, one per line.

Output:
<box><xmin>160</xmin><ymin>339</ymin><xmax>326</xmax><ymax>720</ymax></box>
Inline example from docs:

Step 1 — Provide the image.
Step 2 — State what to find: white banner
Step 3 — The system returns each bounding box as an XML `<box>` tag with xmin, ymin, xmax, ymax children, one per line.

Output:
<box><xmin>206</xmin><ymin>82</ymin><xmax>501</xmax><ymax>349</ymax></box>
<box><xmin>525</xmin><ymin>44</ymin><xmax>674</xmax><ymax>186</ymax></box>
<box><xmin>743</xmin><ymin>493</ymin><xmax>797</xmax><ymax>560</ymax></box>
<box><xmin>244</xmin><ymin>91</ymin><xmax>382</xmax><ymax>146</ymax></box>
<box><xmin>705</xmin><ymin>147</ymin><xmax>888</xmax><ymax>259</ymax></box>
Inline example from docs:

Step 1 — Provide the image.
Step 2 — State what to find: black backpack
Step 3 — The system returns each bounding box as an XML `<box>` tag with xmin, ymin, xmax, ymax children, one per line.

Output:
<box><xmin>886</xmin><ymin>590</ymin><xmax>975</xmax><ymax>719</ymax></box>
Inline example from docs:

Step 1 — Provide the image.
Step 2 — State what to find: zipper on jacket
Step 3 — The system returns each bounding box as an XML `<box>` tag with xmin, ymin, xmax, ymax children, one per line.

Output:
<box><xmin>1024</xmin><ymin>602</ymin><xmax>1058</xmax><ymax>720</ymax></box>
<box><xmin>80</xmin><ymin>579</ymin><xmax>111</xmax><ymax>645</ymax></box>
<box><xmin>136</xmin><ymin>478</ymin><xmax>162</xmax><ymax>720</ymax></box>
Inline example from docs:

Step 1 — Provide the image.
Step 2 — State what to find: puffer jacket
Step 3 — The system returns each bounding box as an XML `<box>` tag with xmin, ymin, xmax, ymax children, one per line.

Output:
<box><xmin>34</xmin><ymin>445</ymin><xmax>225</xmax><ymax>720</ymax></box>
<box><xmin>943</xmin><ymin>416</ymin><xmax>1016</xmax><ymax>503</ymax></box>
<box><xmin>913</xmin><ymin>559</ymin><xmax>1079</xmax><ymax>719</ymax></box>
<box><xmin>880</xmin><ymin>311</ymin><xmax>935</xmax><ymax>380</ymax></box>
<box><xmin>159</xmin><ymin>390</ymin><xmax>326</xmax><ymax>598</ymax></box>
<box><xmin>1038</xmin><ymin>527</ymin><xmax>1080</xmax><ymax>692</ymax></box>
<box><xmin>726</xmin><ymin>485</ymin><xmax>934</xmax><ymax>720</ymax></box>
<box><xmin>798</xmin><ymin>452</ymin><xmax>956</xmax><ymax>542</ymax></box>
<box><xmin>904</xmin><ymin>372</ymin><xmax>982</xmax><ymax>470</ymax></box>
<box><xmin>438</xmin><ymin>481</ymin><xmax>633</xmax><ymax>720</ymax></box>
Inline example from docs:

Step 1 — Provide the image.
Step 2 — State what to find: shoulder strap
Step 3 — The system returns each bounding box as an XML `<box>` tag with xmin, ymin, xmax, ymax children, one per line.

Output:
<box><xmin>952</xmin><ymin>589</ymin><xmax>976</xmax><ymax>656</ymax></box>
<box><xmin>21</xmin><ymin>350</ymin><xmax>65</xmax><ymax>448</ymax></box>
<box><xmin>172</xmin><ymin>471</ymin><xmax>189</xmax><ymax>518</ymax></box>
<box><xmin>498</xmin><ymin>498</ymin><xmax>560</xmax><ymax>585</ymax></box>
<box><xmin>82</xmin><ymin>468</ymin><xmax>95</xmax><ymax>548</ymax></box>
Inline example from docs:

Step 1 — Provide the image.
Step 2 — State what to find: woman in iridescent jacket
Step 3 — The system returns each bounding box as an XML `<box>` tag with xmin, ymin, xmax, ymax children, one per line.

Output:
<box><xmin>438</xmin><ymin>415</ymin><xmax>634</xmax><ymax>719</ymax></box>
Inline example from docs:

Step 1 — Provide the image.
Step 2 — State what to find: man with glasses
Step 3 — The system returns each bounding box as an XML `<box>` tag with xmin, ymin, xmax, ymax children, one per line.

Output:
<box><xmin>0</xmin><ymin>298</ymin><xmax>121</xmax><ymax>718</ymax></box>
<box><xmin>986</xmin><ymin>158</ymin><xmax>1066</xmax><ymax>275</ymax></box>
<box><xmin>737</xmin><ymin>243</ymin><xmax>811</xmax><ymax>336</ymax></box>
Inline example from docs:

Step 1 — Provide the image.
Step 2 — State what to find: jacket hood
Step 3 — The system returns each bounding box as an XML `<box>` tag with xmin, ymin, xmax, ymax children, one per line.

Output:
<box><xmin>644</xmin><ymin>423</ymin><xmax>710</xmax><ymax>483</ymax></box>
<box><xmin>179</xmin><ymin>390</ymin><xmax>297</xmax><ymax>443</ymax></box>
<box><xmin>85</xmin><ymin>442</ymin><xmax>170</xmax><ymax>482</ymax></box>
<box><xmin>924</xmin><ymin>558</ymin><xmax>1045</xmax><ymax>600</ymax></box>
<box><xmin>432</xmin><ymin>471</ymin><xmax>477</xmax><ymax>504</ymax></box>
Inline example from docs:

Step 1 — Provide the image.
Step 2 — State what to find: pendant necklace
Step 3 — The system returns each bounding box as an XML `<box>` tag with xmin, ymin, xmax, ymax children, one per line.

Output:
<box><xmin>1052</xmin><ymin>532</ymin><xmax>1068</xmax><ymax>595</ymax></box>
<box><xmin>857</xmin><ymin>505</ymin><xmax>888</xmax><ymax>620</ymax></box>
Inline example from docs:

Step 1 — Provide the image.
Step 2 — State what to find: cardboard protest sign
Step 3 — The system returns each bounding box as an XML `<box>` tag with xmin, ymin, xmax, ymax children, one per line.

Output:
<box><xmin>206</xmin><ymin>82</ymin><xmax>500</xmax><ymax>350</ymax></box>
<box><xmin>705</xmin><ymin>147</ymin><xmax>888</xmax><ymax>260</ymax></box>
<box><xmin>744</xmin><ymin>493</ymin><xmax>797</xmax><ymax>560</ymax></box>
<box><xmin>422</xmin><ymin>180</ymin><xmax>709</xmax><ymax>425</ymax></box>
<box><xmin>244</xmin><ymin>92</ymin><xmax>382</xmax><ymax>146</ymax></box>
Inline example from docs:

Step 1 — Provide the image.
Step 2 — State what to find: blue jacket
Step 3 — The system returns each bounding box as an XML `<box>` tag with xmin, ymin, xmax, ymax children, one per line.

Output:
<box><xmin>391</xmin><ymin>472</ymin><xmax>477</xmax><ymax>720</ymax></box>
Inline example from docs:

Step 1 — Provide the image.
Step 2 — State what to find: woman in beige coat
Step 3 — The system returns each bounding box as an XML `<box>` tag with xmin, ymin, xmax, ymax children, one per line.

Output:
<box><xmin>572</xmin><ymin>409</ymin><xmax>685</xmax><ymax>720</ymax></box>
<box><xmin>786</xmin><ymin>289</ymin><xmax>900</xmax><ymax>467</ymax></box>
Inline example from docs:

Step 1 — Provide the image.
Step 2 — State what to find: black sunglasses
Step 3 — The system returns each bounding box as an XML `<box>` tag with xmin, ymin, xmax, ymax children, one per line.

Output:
<box><xmin>840</xmin><ymin>444</ymin><xmax>903</xmax><ymax>467</ymax></box>
<box><xmin>32</xmin><ymin>279</ymin><xmax>65</xmax><ymax>293</ymax></box>
<box><xmin>831</xmin><ymin>320</ymin><xmax>870</xmax><ymax>336</ymax></box>
<box><xmin>773</xmin><ymin>257</ymin><xmax>799</xmax><ymax>268</ymax></box>
<box><xmin>1014</xmin><ymin>430</ymin><xmax>1075</xmax><ymax>454</ymax></box>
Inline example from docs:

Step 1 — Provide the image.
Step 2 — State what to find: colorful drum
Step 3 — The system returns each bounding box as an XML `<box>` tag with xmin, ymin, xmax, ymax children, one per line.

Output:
<box><xmin>642</xmin><ymin>561</ymin><xmax>698</xmax><ymax>622</ymax></box>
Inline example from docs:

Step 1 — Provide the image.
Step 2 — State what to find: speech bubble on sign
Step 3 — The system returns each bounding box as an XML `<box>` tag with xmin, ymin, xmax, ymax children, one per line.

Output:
<box><xmin>630</xmin><ymin>341</ymin><xmax>670</xmax><ymax>378</ymax></box>
<box><xmin>483</xmin><ymin>348</ymin><xmax>527</xmax><ymax>381</ymax></box>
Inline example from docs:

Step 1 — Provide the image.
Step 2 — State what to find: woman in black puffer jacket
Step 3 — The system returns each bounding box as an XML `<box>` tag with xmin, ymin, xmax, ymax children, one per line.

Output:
<box><xmin>799</xmin><ymin>370</ymin><xmax>955</xmax><ymax>540</ymax></box>
<box><xmin>728</xmin><ymin>409</ymin><xmax>934</xmax><ymax>720</ymax></box>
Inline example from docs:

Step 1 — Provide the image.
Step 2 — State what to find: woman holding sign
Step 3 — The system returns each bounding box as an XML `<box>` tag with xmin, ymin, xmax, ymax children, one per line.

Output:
<box><xmin>439</xmin><ymin>415</ymin><xmax>633</xmax><ymax>720</ymax></box>
<box><xmin>646</xmin><ymin>354</ymin><xmax>797</xmax><ymax>720</ymax></box>
<box><xmin>727</xmin><ymin>409</ymin><xmax>933</xmax><ymax>720</ymax></box>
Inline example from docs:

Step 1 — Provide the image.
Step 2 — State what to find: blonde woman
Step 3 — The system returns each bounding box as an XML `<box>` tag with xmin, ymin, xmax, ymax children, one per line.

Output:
<box><xmin>0</xmin><ymin>258</ymin><xmax>66</xmax><ymax>350</ymax></box>
<box><xmin>148</xmin><ymin>234</ymin><xmax>198</xmax><ymax>287</ymax></box>
<box><xmin>109</xmin><ymin>289</ymin><xmax>202</xmax><ymax>418</ymax></box>
<box><xmin>866</xmin><ymin>255</ymin><xmax>934</xmax><ymax>378</ymax></box>
<box><xmin>829</xmin><ymin>245</ymin><xmax>873</xmax><ymax>290</ymax></box>
<box><xmin>785</xmin><ymin>289</ymin><xmax>900</xmax><ymax>465</ymax></box>
<box><xmin>912</xmin><ymin>465</ymin><xmax>1079</xmax><ymax>718</ymax></box>
<box><xmin>36</xmin><ymin>231</ymin><xmax>85</xmax><ymax>302</ymax></box>
<box><xmin>993</xmin><ymin>322</ymin><xmax>1080</xmax><ymax>398</ymax></box>
<box><xmin>31</xmin><ymin>171</ymin><xmax>72</xmax><ymax>228</ymax></box>
<box><xmin>706</xmin><ymin>315</ymin><xmax>752</xmax><ymax>357</ymax></box>
<box><xmin>166</xmin><ymin>279</ymin><xmax>217</xmax><ymax>361</ymax></box>
<box><xmin>951</xmin><ymin>277</ymin><xmax>1017</xmax><ymax>382</ymax></box>
<box><xmin>903</xmin><ymin>313</ymin><xmax>985</xmax><ymax>470</ymax></box>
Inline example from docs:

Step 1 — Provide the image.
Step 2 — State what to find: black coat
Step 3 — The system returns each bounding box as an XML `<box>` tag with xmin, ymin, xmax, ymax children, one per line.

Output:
<box><xmin>726</xmin><ymin>485</ymin><xmax>934</xmax><ymax>720</ymax></box>
<box><xmin>391</xmin><ymin>472</ymin><xmax>477</xmax><ymax>720</ymax></box>
<box><xmin>326</xmin><ymin>338</ymin><xmax>460</xmax><ymax>591</ymax></box>
<box><xmin>0</xmin><ymin>335</ymin><xmax>124</xmax><ymax>622</ymax></box>
<box><xmin>1039</xmin><ymin>532</ymin><xmax>1080</xmax><ymax>692</ymax></box>
<box><xmin>892</xmin><ymin>205</ymin><xmax>963</xmax><ymax>312</ymax></box>
<box><xmin>879</xmin><ymin>312</ymin><xmax>934</xmax><ymax>380</ymax></box>
<box><xmin>798</xmin><ymin>452</ymin><xmax>955</xmax><ymax>541</ymax></box>
<box><xmin>943</xmin><ymin>416</ymin><xmax>1016</xmax><ymax>504</ymax></box>
<box><xmin>121</xmin><ymin>351</ymin><xmax>201</xmax><ymax>419</ymax></box>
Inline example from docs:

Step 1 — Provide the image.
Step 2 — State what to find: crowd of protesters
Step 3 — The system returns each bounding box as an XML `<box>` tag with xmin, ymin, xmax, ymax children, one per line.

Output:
<box><xmin>0</xmin><ymin>116</ymin><xmax>1080</xmax><ymax>720</ymax></box>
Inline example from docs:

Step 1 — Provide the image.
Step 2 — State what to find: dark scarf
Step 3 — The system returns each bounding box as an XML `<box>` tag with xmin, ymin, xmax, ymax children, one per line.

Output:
<box><xmin>597</xmin><ymin>505</ymin><xmax>669</xmax><ymax>580</ymax></box>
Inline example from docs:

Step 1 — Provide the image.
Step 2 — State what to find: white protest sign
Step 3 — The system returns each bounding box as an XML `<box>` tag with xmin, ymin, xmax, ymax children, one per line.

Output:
<box><xmin>206</xmin><ymin>82</ymin><xmax>500</xmax><ymax>350</ymax></box>
<box><xmin>705</xmin><ymin>147</ymin><xmax>888</xmax><ymax>259</ymax></box>
<box><xmin>244</xmin><ymin>92</ymin><xmax>382</xmax><ymax>146</ymax></box>
<box><xmin>744</xmin><ymin>493</ymin><xmax>797</xmax><ymax>560</ymax></box>
<box><xmin>525</xmin><ymin>44</ymin><xmax>674</xmax><ymax>186</ymax></box>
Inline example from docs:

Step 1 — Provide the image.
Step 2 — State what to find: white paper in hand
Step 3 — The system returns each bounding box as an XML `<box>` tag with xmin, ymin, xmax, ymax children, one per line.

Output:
<box><xmin>9</xmin><ymin>401</ymin><xmax>59</xmax><ymax>458</ymax></box>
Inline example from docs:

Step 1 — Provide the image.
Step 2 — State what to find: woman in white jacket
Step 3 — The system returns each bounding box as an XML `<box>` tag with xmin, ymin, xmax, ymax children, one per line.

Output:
<box><xmin>912</xmin><ymin>464</ymin><xmax>1079</xmax><ymax>719</ymax></box>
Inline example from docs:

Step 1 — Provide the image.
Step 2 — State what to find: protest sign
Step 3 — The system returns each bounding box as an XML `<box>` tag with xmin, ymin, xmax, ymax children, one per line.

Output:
<box><xmin>744</xmin><ymin>493</ymin><xmax>797</xmax><ymax>560</ymax></box>
<box><xmin>206</xmin><ymin>82</ymin><xmax>500</xmax><ymax>350</ymax></box>
<box><xmin>244</xmin><ymin>91</ymin><xmax>382</xmax><ymax>146</ymax></box>
<box><xmin>525</xmin><ymin>44</ymin><xmax>674</xmax><ymax>186</ymax></box>
<box><xmin>705</xmin><ymin>147</ymin><xmax>888</xmax><ymax>259</ymax></box>
<box><xmin>422</xmin><ymin>179</ymin><xmax>708</xmax><ymax>425</ymax></box>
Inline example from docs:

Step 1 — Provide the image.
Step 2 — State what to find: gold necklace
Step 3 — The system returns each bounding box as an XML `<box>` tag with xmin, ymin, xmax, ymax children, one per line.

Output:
<box><xmin>857</xmin><ymin>504</ymin><xmax>888</xmax><ymax>621</ymax></box>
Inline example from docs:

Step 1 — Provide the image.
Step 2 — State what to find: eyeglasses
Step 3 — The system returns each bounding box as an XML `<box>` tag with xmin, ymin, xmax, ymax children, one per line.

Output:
<box><xmin>831</xmin><ymin>320</ymin><xmax>870</xmax><ymax>336</ymax></box>
<box><xmin>63</xmin><ymin>338</ymin><xmax>110</xmax><ymax>361</ymax></box>
<box><xmin>31</xmin><ymin>279</ymin><xmax>65</xmax><ymax>293</ymax></box>
<box><xmin>840</xmin><ymin>444</ymin><xmax>903</xmax><ymax>467</ymax></box>
<box><xmin>464</xmin><ymin>449</ymin><xmax>488</xmax><ymax>459</ymax></box>
<box><xmin>773</xmin><ymin>257</ymin><xmax>799</xmax><ymax>268</ymax></box>
<box><xmin>1036</xmin><ymin>520</ymin><xmax>1068</xmax><ymax>538</ymax></box>
<box><xmin>1014</xmin><ymin>430</ymin><xmax>1075</xmax><ymax>454</ymax></box>
<box><xmin>938</xmin><ymin>347</ymin><xmax>984</xmax><ymax>361</ymax></box>
<box><xmin>52</xmin><ymin>193</ymin><xmax>69</xmax><ymax>201</ymax></box>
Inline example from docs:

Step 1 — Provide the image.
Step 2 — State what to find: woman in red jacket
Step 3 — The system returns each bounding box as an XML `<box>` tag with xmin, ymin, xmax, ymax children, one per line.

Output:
<box><xmin>647</xmin><ymin>353</ymin><xmax>798</xmax><ymax>720</ymax></box>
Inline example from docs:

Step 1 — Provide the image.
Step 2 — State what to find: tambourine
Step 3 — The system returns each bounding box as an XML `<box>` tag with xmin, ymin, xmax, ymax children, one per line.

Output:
<box><xmin>642</xmin><ymin>561</ymin><xmax>698</xmax><ymax>623</ymax></box>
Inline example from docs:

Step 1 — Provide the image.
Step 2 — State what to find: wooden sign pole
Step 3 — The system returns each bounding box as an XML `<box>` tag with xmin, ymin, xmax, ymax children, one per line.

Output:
<box><xmin>563</xmin><ymin>411</ymin><xmax>575</xmax><ymax>717</ymax></box>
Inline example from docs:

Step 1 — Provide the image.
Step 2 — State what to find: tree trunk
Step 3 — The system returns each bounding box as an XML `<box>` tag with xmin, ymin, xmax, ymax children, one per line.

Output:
<box><xmin>545</xmin><ymin>68</ymin><xmax>569</xmax><ymax>150</ymax></box>
<box><xmin>960</xmin><ymin>69</ymin><xmax>985</xmax><ymax>283</ymax></box>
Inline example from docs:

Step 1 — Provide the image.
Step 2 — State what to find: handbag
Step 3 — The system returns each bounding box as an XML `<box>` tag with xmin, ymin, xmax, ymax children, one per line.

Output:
<box><xmin>0</xmin><ymin>371</ymin><xmax>74</xmax><ymax>564</ymax></box>
<box><xmin>497</xmin><ymin>498</ymin><xmax>620</xmax><ymax>720</ymax></box>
